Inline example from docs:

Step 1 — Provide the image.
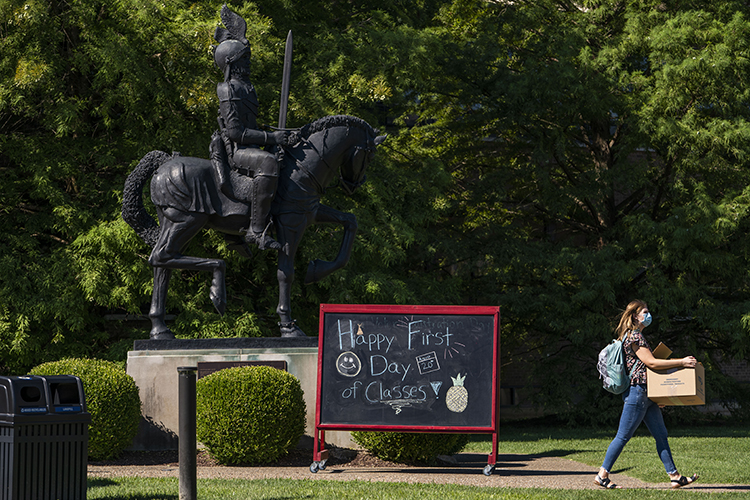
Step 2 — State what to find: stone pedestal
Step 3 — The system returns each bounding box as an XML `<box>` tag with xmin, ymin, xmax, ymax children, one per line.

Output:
<box><xmin>126</xmin><ymin>337</ymin><xmax>355</xmax><ymax>451</ymax></box>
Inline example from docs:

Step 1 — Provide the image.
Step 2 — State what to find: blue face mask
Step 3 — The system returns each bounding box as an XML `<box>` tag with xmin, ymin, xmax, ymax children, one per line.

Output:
<box><xmin>641</xmin><ymin>312</ymin><xmax>652</xmax><ymax>328</ymax></box>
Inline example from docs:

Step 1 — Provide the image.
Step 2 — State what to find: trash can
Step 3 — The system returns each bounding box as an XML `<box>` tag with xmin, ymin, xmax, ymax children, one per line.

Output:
<box><xmin>0</xmin><ymin>375</ymin><xmax>91</xmax><ymax>500</ymax></box>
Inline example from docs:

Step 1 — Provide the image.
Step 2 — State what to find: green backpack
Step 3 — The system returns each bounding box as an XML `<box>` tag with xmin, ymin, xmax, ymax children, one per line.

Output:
<box><xmin>597</xmin><ymin>332</ymin><xmax>640</xmax><ymax>394</ymax></box>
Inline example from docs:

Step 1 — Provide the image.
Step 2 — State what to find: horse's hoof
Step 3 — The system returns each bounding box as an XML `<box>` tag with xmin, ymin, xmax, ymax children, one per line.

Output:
<box><xmin>150</xmin><ymin>329</ymin><xmax>176</xmax><ymax>340</ymax></box>
<box><xmin>281</xmin><ymin>327</ymin><xmax>307</xmax><ymax>337</ymax></box>
<box><xmin>279</xmin><ymin>321</ymin><xmax>307</xmax><ymax>337</ymax></box>
<box><xmin>210</xmin><ymin>281</ymin><xmax>226</xmax><ymax>316</ymax></box>
<box><xmin>210</xmin><ymin>291</ymin><xmax>226</xmax><ymax>316</ymax></box>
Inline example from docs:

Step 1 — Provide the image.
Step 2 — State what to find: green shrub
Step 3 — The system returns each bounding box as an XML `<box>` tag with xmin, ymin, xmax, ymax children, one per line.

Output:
<box><xmin>196</xmin><ymin>365</ymin><xmax>306</xmax><ymax>465</ymax></box>
<box><xmin>351</xmin><ymin>431</ymin><xmax>470</xmax><ymax>464</ymax></box>
<box><xmin>29</xmin><ymin>358</ymin><xmax>141</xmax><ymax>460</ymax></box>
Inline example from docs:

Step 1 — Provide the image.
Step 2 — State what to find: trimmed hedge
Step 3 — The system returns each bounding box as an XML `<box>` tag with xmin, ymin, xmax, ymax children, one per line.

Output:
<box><xmin>196</xmin><ymin>365</ymin><xmax>306</xmax><ymax>465</ymax></box>
<box><xmin>29</xmin><ymin>358</ymin><xmax>141</xmax><ymax>460</ymax></box>
<box><xmin>351</xmin><ymin>431</ymin><xmax>470</xmax><ymax>464</ymax></box>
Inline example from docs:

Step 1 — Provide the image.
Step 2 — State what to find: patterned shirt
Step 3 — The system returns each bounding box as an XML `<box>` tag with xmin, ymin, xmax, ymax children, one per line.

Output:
<box><xmin>622</xmin><ymin>329</ymin><xmax>649</xmax><ymax>385</ymax></box>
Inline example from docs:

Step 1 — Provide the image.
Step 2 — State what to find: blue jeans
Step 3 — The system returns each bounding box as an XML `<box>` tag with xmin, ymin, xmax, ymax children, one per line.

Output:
<box><xmin>601</xmin><ymin>384</ymin><xmax>677</xmax><ymax>474</ymax></box>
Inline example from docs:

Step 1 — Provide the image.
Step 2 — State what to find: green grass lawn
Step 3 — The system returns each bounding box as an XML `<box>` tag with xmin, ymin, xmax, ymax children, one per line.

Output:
<box><xmin>464</xmin><ymin>425</ymin><xmax>750</xmax><ymax>485</ymax></box>
<box><xmin>87</xmin><ymin>425</ymin><xmax>750</xmax><ymax>500</ymax></box>
<box><xmin>86</xmin><ymin>477</ymin><xmax>750</xmax><ymax>500</ymax></box>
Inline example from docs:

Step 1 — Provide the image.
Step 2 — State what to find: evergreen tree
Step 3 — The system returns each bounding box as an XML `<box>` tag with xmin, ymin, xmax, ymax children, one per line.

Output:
<box><xmin>1</xmin><ymin>0</ymin><xmax>223</xmax><ymax>370</ymax></box>
<box><xmin>0</xmin><ymin>0</ymin><xmax>453</xmax><ymax>372</ymax></box>
<box><xmin>2</xmin><ymin>0</ymin><xmax>749</xmax><ymax>421</ymax></box>
<box><xmin>399</xmin><ymin>0</ymin><xmax>750</xmax><ymax>421</ymax></box>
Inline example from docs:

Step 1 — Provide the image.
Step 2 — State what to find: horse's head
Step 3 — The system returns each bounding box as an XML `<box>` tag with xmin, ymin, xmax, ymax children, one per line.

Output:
<box><xmin>339</xmin><ymin>131</ymin><xmax>386</xmax><ymax>196</ymax></box>
<box><xmin>294</xmin><ymin>115</ymin><xmax>387</xmax><ymax>195</ymax></box>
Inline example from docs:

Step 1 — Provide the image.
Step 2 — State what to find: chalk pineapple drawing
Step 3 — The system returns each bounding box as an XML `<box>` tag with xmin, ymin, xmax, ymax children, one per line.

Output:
<box><xmin>446</xmin><ymin>373</ymin><xmax>468</xmax><ymax>413</ymax></box>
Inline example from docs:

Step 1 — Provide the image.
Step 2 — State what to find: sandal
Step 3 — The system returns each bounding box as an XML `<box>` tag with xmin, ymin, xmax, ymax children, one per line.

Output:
<box><xmin>595</xmin><ymin>474</ymin><xmax>620</xmax><ymax>489</ymax></box>
<box><xmin>671</xmin><ymin>473</ymin><xmax>698</xmax><ymax>489</ymax></box>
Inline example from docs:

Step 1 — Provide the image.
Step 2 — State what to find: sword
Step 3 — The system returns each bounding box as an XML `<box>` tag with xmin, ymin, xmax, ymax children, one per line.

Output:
<box><xmin>278</xmin><ymin>30</ymin><xmax>292</xmax><ymax>129</ymax></box>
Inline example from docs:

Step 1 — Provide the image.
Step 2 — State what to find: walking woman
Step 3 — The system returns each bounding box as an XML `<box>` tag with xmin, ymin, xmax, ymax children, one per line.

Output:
<box><xmin>595</xmin><ymin>299</ymin><xmax>699</xmax><ymax>489</ymax></box>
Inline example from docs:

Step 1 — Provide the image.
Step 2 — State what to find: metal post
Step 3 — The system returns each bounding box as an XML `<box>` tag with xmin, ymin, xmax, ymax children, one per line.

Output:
<box><xmin>178</xmin><ymin>366</ymin><xmax>197</xmax><ymax>500</ymax></box>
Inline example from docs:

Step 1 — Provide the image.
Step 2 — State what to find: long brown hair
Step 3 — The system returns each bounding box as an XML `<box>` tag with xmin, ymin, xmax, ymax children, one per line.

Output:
<box><xmin>615</xmin><ymin>300</ymin><xmax>647</xmax><ymax>340</ymax></box>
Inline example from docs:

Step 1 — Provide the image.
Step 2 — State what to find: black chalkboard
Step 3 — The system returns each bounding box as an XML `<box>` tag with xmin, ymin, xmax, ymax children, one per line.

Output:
<box><xmin>315</xmin><ymin>304</ymin><xmax>500</xmax><ymax>431</ymax></box>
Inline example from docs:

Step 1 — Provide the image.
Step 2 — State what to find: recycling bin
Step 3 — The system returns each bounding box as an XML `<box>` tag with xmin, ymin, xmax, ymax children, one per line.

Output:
<box><xmin>0</xmin><ymin>375</ymin><xmax>90</xmax><ymax>500</ymax></box>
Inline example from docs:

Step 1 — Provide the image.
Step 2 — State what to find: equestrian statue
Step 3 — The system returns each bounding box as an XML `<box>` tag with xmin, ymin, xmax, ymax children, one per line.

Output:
<box><xmin>122</xmin><ymin>6</ymin><xmax>386</xmax><ymax>339</ymax></box>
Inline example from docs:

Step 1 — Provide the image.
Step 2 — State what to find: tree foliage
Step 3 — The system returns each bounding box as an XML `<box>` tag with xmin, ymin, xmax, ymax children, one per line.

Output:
<box><xmin>2</xmin><ymin>0</ymin><xmax>750</xmax><ymax>421</ymax></box>
<box><xmin>403</xmin><ymin>0</ymin><xmax>750</xmax><ymax>422</ymax></box>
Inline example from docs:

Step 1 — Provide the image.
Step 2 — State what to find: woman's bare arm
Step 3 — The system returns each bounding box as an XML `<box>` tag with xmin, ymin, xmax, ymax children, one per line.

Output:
<box><xmin>634</xmin><ymin>345</ymin><xmax>697</xmax><ymax>370</ymax></box>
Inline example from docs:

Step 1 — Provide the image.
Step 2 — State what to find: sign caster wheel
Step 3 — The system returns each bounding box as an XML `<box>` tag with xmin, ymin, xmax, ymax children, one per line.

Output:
<box><xmin>318</xmin><ymin>459</ymin><xmax>328</xmax><ymax>470</ymax></box>
<box><xmin>483</xmin><ymin>464</ymin><xmax>495</xmax><ymax>476</ymax></box>
<box><xmin>310</xmin><ymin>462</ymin><xmax>320</xmax><ymax>473</ymax></box>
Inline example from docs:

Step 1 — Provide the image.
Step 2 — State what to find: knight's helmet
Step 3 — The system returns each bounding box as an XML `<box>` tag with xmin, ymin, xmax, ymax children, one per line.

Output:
<box><xmin>213</xmin><ymin>5</ymin><xmax>251</xmax><ymax>81</ymax></box>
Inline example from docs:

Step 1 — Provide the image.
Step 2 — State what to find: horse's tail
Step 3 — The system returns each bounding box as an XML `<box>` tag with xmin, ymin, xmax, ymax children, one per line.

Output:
<box><xmin>122</xmin><ymin>150</ymin><xmax>171</xmax><ymax>247</ymax></box>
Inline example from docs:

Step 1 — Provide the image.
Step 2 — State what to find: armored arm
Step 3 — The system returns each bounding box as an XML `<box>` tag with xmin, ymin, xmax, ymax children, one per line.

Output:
<box><xmin>219</xmin><ymin>103</ymin><xmax>288</xmax><ymax>146</ymax></box>
<box><xmin>218</xmin><ymin>82</ymin><xmax>289</xmax><ymax>147</ymax></box>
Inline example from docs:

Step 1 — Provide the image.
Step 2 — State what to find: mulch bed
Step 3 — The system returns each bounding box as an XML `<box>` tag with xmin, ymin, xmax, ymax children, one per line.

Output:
<box><xmin>89</xmin><ymin>447</ymin><xmax>401</xmax><ymax>469</ymax></box>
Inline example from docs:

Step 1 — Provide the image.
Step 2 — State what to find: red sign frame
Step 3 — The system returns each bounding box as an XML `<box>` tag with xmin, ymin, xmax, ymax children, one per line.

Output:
<box><xmin>312</xmin><ymin>304</ymin><xmax>500</xmax><ymax>474</ymax></box>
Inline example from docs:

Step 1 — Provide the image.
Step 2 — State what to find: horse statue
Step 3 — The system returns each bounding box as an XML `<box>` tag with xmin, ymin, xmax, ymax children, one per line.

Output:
<box><xmin>122</xmin><ymin>114</ymin><xmax>386</xmax><ymax>339</ymax></box>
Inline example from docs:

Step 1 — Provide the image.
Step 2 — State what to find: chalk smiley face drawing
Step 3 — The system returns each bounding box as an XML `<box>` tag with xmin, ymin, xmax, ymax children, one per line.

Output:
<box><xmin>336</xmin><ymin>351</ymin><xmax>362</xmax><ymax>377</ymax></box>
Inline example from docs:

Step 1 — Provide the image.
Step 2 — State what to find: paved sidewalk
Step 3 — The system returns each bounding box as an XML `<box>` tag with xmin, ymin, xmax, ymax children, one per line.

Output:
<box><xmin>87</xmin><ymin>453</ymin><xmax>745</xmax><ymax>492</ymax></box>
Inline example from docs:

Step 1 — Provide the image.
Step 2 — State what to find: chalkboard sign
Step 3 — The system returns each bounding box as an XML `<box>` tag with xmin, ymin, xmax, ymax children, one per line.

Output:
<box><xmin>314</xmin><ymin>304</ymin><xmax>500</xmax><ymax>432</ymax></box>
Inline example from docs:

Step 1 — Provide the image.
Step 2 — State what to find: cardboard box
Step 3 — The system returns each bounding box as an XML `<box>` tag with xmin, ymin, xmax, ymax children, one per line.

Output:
<box><xmin>646</xmin><ymin>343</ymin><xmax>705</xmax><ymax>406</ymax></box>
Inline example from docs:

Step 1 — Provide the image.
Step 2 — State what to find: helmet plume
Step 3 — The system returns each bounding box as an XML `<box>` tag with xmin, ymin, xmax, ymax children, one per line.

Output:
<box><xmin>214</xmin><ymin>4</ymin><xmax>248</xmax><ymax>45</ymax></box>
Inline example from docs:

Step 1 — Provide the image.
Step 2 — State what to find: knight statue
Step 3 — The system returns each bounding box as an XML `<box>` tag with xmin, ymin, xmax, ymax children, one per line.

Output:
<box><xmin>211</xmin><ymin>5</ymin><xmax>297</xmax><ymax>251</ymax></box>
<box><xmin>122</xmin><ymin>5</ymin><xmax>386</xmax><ymax>340</ymax></box>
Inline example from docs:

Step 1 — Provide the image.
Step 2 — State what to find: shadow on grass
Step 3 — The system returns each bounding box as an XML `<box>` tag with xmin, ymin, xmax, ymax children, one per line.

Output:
<box><xmin>322</xmin><ymin>450</ymin><xmax>601</xmax><ymax>478</ymax></box>
<box><xmin>468</xmin><ymin>424</ymin><xmax>750</xmax><ymax>444</ymax></box>
<box><xmin>667</xmin><ymin>426</ymin><xmax>750</xmax><ymax>439</ymax></box>
<box><xmin>89</xmin><ymin>479</ymin><xmax>119</xmax><ymax>488</ymax></box>
<box><xmin>489</xmin><ymin>449</ymin><xmax>599</xmax><ymax>460</ymax></box>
